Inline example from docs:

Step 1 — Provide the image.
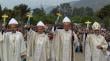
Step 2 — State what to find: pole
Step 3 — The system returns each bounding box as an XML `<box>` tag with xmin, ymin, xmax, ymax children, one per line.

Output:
<box><xmin>26</xmin><ymin>12</ymin><xmax>32</xmax><ymax>25</ymax></box>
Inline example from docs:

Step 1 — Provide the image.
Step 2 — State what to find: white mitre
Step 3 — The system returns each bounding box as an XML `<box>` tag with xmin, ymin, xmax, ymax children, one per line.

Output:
<box><xmin>62</xmin><ymin>16</ymin><xmax>71</xmax><ymax>23</ymax></box>
<box><xmin>8</xmin><ymin>18</ymin><xmax>18</xmax><ymax>25</ymax></box>
<box><xmin>37</xmin><ymin>21</ymin><xmax>45</xmax><ymax>26</ymax></box>
<box><xmin>92</xmin><ymin>22</ymin><xmax>101</xmax><ymax>30</ymax></box>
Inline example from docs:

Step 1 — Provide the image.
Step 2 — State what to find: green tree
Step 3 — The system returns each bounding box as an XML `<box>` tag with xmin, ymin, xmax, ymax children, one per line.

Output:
<box><xmin>13</xmin><ymin>4</ymin><xmax>30</xmax><ymax>24</ymax></box>
<box><xmin>85</xmin><ymin>7</ymin><xmax>94</xmax><ymax>16</ymax></box>
<box><xmin>50</xmin><ymin>6</ymin><xmax>60</xmax><ymax>15</ymax></box>
<box><xmin>72</xmin><ymin>7</ymin><xmax>94</xmax><ymax>16</ymax></box>
<box><xmin>60</xmin><ymin>3</ymin><xmax>72</xmax><ymax>16</ymax></box>
<box><xmin>2</xmin><ymin>7</ymin><xmax>13</xmax><ymax>23</ymax></box>
<box><xmin>32</xmin><ymin>7</ymin><xmax>46</xmax><ymax>24</ymax></box>
<box><xmin>72</xmin><ymin>7</ymin><xmax>79</xmax><ymax>16</ymax></box>
<box><xmin>97</xmin><ymin>4</ymin><xmax>110</xmax><ymax>28</ymax></box>
<box><xmin>97</xmin><ymin>4</ymin><xmax>110</xmax><ymax>19</ymax></box>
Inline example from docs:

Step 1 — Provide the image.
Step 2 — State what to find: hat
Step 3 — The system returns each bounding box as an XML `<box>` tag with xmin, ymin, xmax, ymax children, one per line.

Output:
<box><xmin>8</xmin><ymin>18</ymin><xmax>18</xmax><ymax>25</ymax></box>
<box><xmin>37</xmin><ymin>21</ymin><xmax>45</xmax><ymax>26</ymax></box>
<box><xmin>62</xmin><ymin>17</ymin><xmax>71</xmax><ymax>23</ymax></box>
<box><xmin>92</xmin><ymin>22</ymin><xmax>101</xmax><ymax>30</ymax></box>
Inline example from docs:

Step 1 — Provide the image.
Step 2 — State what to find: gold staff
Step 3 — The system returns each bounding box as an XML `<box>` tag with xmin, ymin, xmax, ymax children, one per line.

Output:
<box><xmin>2</xmin><ymin>14</ymin><xmax>8</xmax><ymax>26</ymax></box>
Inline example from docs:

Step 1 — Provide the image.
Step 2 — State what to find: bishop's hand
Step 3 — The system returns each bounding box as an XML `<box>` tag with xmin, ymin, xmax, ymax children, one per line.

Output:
<box><xmin>97</xmin><ymin>45</ymin><xmax>103</xmax><ymax>50</ymax></box>
<box><xmin>48</xmin><ymin>32</ymin><xmax>54</xmax><ymax>40</ymax></box>
<box><xmin>21</xmin><ymin>55</ymin><xmax>26</xmax><ymax>59</ymax></box>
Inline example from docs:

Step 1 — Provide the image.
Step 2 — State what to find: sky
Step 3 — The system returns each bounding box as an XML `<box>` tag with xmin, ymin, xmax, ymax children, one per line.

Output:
<box><xmin>0</xmin><ymin>0</ymin><xmax>80</xmax><ymax>9</ymax></box>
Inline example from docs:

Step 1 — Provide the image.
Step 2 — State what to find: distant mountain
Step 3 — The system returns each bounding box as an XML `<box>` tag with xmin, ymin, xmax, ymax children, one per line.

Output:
<box><xmin>45</xmin><ymin>1</ymin><xmax>77</xmax><ymax>13</ymax></box>
<box><xmin>70</xmin><ymin>0</ymin><xmax>110</xmax><ymax>11</ymax></box>
<box><xmin>45</xmin><ymin>6</ymin><xmax>56</xmax><ymax>14</ymax></box>
<box><xmin>45</xmin><ymin>0</ymin><xmax>110</xmax><ymax>13</ymax></box>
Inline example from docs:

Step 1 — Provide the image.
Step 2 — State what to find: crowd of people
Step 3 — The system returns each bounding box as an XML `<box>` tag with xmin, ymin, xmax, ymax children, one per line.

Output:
<box><xmin>0</xmin><ymin>17</ymin><xmax>110</xmax><ymax>61</ymax></box>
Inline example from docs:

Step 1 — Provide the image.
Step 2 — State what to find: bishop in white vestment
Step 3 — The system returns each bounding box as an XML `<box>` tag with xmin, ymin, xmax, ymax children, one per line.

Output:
<box><xmin>3</xmin><ymin>18</ymin><xmax>26</xmax><ymax>61</ymax></box>
<box><xmin>27</xmin><ymin>21</ymin><xmax>50</xmax><ymax>61</ymax></box>
<box><xmin>85</xmin><ymin>22</ymin><xmax>108</xmax><ymax>61</ymax></box>
<box><xmin>54</xmin><ymin>17</ymin><xmax>79</xmax><ymax>61</ymax></box>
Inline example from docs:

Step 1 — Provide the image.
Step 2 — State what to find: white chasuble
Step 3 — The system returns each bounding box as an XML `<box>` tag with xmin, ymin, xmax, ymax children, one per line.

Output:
<box><xmin>54</xmin><ymin>29</ymin><xmax>79</xmax><ymax>61</ymax></box>
<box><xmin>85</xmin><ymin>34</ymin><xmax>108</xmax><ymax>61</ymax></box>
<box><xmin>3</xmin><ymin>31</ymin><xmax>26</xmax><ymax>61</ymax></box>
<box><xmin>32</xmin><ymin>33</ymin><xmax>50</xmax><ymax>61</ymax></box>
<box><xmin>0</xmin><ymin>32</ymin><xmax>3</xmax><ymax>61</ymax></box>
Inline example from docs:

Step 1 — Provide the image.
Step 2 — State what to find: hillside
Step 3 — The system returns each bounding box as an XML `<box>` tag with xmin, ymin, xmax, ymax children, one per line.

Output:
<box><xmin>70</xmin><ymin>0</ymin><xmax>110</xmax><ymax>11</ymax></box>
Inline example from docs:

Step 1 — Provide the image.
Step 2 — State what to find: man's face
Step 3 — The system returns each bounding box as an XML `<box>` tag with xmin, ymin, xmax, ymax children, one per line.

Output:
<box><xmin>37</xmin><ymin>26</ymin><xmax>45</xmax><ymax>33</ymax></box>
<box><xmin>94</xmin><ymin>30</ymin><xmax>100</xmax><ymax>35</ymax></box>
<box><xmin>10</xmin><ymin>24</ymin><xmax>17</xmax><ymax>32</ymax></box>
<box><xmin>63</xmin><ymin>22</ymin><xmax>71</xmax><ymax>31</ymax></box>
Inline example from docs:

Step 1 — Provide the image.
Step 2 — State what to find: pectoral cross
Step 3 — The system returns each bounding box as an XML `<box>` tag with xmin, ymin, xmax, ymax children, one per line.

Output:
<box><xmin>85</xmin><ymin>21</ymin><xmax>92</xmax><ymax>29</ymax></box>
<box><xmin>2</xmin><ymin>14</ymin><xmax>8</xmax><ymax>26</ymax></box>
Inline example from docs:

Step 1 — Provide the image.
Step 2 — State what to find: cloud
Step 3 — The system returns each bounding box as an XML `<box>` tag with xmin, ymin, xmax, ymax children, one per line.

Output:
<box><xmin>0</xmin><ymin>0</ymin><xmax>80</xmax><ymax>9</ymax></box>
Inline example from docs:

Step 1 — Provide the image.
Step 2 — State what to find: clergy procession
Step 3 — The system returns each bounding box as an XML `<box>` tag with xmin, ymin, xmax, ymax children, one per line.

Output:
<box><xmin>0</xmin><ymin>16</ymin><xmax>110</xmax><ymax>61</ymax></box>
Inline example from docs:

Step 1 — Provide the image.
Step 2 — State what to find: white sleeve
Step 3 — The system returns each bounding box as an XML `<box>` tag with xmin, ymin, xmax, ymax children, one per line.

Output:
<box><xmin>20</xmin><ymin>33</ymin><xmax>26</xmax><ymax>56</ymax></box>
<box><xmin>101</xmin><ymin>36</ymin><xmax>108</xmax><ymax>51</ymax></box>
<box><xmin>0</xmin><ymin>32</ymin><xmax>3</xmax><ymax>42</ymax></box>
<box><xmin>73</xmin><ymin>31</ymin><xmax>79</xmax><ymax>47</ymax></box>
<box><xmin>46</xmin><ymin>36</ymin><xmax>50</xmax><ymax>59</ymax></box>
<box><xmin>85</xmin><ymin>35</ymin><xmax>92</xmax><ymax>61</ymax></box>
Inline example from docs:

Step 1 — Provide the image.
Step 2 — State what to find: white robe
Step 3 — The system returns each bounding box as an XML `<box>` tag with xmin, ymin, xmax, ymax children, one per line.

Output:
<box><xmin>49</xmin><ymin>39</ymin><xmax>56</xmax><ymax>61</ymax></box>
<box><xmin>54</xmin><ymin>29</ymin><xmax>79</xmax><ymax>61</ymax></box>
<box><xmin>27</xmin><ymin>32</ymin><xmax>50</xmax><ymax>61</ymax></box>
<box><xmin>106</xmin><ymin>42</ymin><xmax>110</xmax><ymax>61</ymax></box>
<box><xmin>82</xmin><ymin>33</ymin><xmax>86</xmax><ymax>53</ymax></box>
<box><xmin>26</xmin><ymin>29</ymin><xmax>35</xmax><ymax>44</ymax></box>
<box><xmin>0</xmin><ymin>32</ymin><xmax>3</xmax><ymax>61</ymax></box>
<box><xmin>26</xmin><ymin>30</ymin><xmax>36</xmax><ymax>61</ymax></box>
<box><xmin>106</xmin><ymin>51</ymin><xmax>110</xmax><ymax>61</ymax></box>
<box><xmin>3</xmin><ymin>31</ymin><xmax>26</xmax><ymax>61</ymax></box>
<box><xmin>85</xmin><ymin>34</ymin><xmax>108</xmax><ymax>61</ymax></box>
